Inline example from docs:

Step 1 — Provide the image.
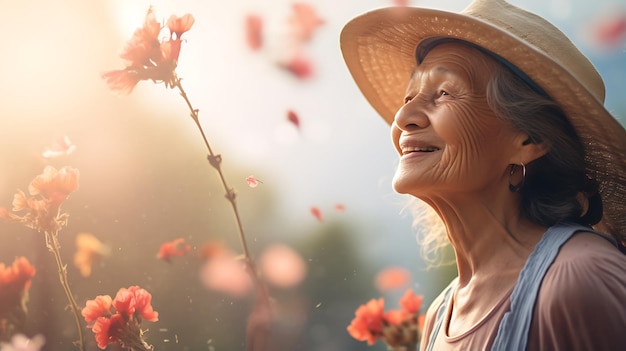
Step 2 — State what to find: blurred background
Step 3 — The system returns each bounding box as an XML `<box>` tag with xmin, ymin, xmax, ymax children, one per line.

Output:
<box><xmin>0</xmin><ymin>0</ymin><xmax>624</xmax><ymax>350</ymax></box>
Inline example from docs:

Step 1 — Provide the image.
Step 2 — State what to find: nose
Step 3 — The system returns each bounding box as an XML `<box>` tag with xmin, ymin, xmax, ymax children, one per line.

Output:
<box><xmin>393</xmin><ymin>97</ymin><xmax>431</xmax><ymax>132</ymax></box>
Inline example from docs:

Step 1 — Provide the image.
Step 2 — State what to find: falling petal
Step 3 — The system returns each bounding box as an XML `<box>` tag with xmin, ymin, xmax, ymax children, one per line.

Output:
<box><xmin>42</xmin><ymin>136</ymin><xmax>76</xmax><ymax>159</ymax></box>
<box><xmin>245</xmin><ymin>14</ymin><xmax>263</xmax><ymax>51</ymax></box>
<box><xmin>310</xmin><ymin>206</ymin><xmax>323</xmax><ymax>222</ymax></box>
<box><xmin>593</xmin><ymin>12</ymin><xmax>626</xmax><ymax>46</ymax></box>
<box><xmin>287</xmin><ymin>3</ymin><xmax>325</xmax><ymax>43</ymax></box>
<box><xmin>374</xmin><ymin>266</ymin><xmax>411</xmax><ymax>292</ymax></box>
<box><xmin>334</xmin><ymin>204</ymin><xmax>346</xmax><ymax>213</ymax></box>
<box><xmin>280</xmin><ymin>53</ymin><xmax>314</xmax><ymax>79</ymax></box>
<box><xmin>246</xmin><ymin>175</ymin><xmax>263</xmax><ymax>188</ymax></box>
<box><xmin>392</xmin><ymin>0</ymin><xmax>411</xmax><ymax>6</ymax></box>
<box><xmin>287</xmin><ymin>110</ymin><xmax>300</xmax><ymax>129</ymax></box>
<box><xmin>259</xmin><ymin>244</ymin><xmax>307</xmax><ymax>288</ymax></box>
<box><xmin>74</xmin><ymin>233</ymin><xmax>110</xmax><ymax>277</ymax></box>
<box><xmin>157</xmin><ymin>238</ymin><xmax>191</xmax><ymax>263</ymax></box>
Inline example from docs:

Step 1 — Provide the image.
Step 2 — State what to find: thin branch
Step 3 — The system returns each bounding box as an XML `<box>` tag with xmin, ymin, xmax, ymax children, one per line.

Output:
<box><xmin>45</xmin><ymin>229</ymin><xmax>85</xmax><ymax>351</ymax></box>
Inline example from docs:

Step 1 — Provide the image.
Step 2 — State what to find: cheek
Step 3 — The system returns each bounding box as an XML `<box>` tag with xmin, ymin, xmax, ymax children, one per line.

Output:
<box><xmin>390</xmin><ymin>124</ymin><xmax>402</xmax><ymax>154</ymax></box>
<box><xmin>435</xmin><ymin>104</ymin><xmax>506</xmax><ymax>175</ymax></box>
<box><xmin>437</xmin><ymin>104</ymin><xmax>500</xmax><ymax>151</ymax></box>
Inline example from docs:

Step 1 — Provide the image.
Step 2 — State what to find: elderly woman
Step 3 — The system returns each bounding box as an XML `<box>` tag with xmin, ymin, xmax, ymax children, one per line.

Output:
<box><xmin>341</xmin><ymin>0</ymin><xmax>626</xmax><ymax>350</ymax></box>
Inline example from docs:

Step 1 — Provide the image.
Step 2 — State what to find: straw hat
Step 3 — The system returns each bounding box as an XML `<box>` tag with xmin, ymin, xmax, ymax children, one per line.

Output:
<box><xmin>340</xmin><ymin>0</ymin><xmax>626</xmax><ymax>241</ymax></box>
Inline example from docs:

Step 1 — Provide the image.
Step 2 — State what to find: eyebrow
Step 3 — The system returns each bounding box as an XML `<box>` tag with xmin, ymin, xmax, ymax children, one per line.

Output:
<box><xmin>409</xmin><ymin>66</ymin><xmax>455</xmax><ymax>81</ymax></box>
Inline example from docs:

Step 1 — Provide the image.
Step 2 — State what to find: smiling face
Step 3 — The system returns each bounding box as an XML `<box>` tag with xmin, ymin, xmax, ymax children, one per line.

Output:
<box><xmin>391</xmin><ymin>42</ymin><xmax>523</xmax><ymax>198</ymax></box>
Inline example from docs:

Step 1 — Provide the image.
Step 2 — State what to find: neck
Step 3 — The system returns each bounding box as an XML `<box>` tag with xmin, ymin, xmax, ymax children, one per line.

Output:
<box><xmin>423</xmin><ymin>193</ymin><xmax>545</xmax><ymax>287</ymax></box>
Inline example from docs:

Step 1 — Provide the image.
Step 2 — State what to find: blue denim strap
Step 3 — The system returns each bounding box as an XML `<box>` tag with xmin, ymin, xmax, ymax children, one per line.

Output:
<box><xmin>491</xmin><ymin>222</ymin><xmax>617</xmax><ymax>351</ymax></box>
<box><xmin>424</xmin><ymin>223</ymin><xmax>617</xmax><ymax>351</ymax></box>
<box><xmin>424</xmin><ymin>280</ymin><xmax>456</xmax><ymax>351</ymax></box>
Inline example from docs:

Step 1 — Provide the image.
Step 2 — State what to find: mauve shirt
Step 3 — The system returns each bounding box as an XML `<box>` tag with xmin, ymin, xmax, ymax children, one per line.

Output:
<box><xmin>420</xmin><ymin>233</ymin><xmax>626</xmax><ymax>351</ymax></box>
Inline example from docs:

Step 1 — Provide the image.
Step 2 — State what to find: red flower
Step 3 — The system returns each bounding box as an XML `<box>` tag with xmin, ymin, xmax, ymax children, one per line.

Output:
<box><xmin>0</xmin><ymin>257</ymin><xmax>36</xmax><ymax>304</ymax></box>
<box><xmin>347</xmin><ymin>298</ymin><xmax>385</xmax><ymax>345</ymax></box>
<box><xmin>157</xmin><ymin>237</ymin><xmax>191</xmax><ymax>263</ymax></box>
<box><xmin>112</xmin><ymin>286</ymin><xmax>158</xmax><ymax>322</ymax></box>
<box><xmin>103</xmin><ymin>7</ymin><xmax>195</xmax><ymax>94</ymax></box>
<box><xmin>399</xmin><ymin>288</ymin><xmax>423</xmax><ymax>314</ymax></box>
<box><xmin>0</xmin><ymin>257</ymin><xmax>36</xmax><ymax>335</ymax></box>
<box><xmin>384</xmin><ymin>309</ymin><xmax>412</xmax><ymax>325</ymax></box>
<box><xmin>91</xmin><ymin>314</ymin><xmax>124</xmax><ymax>349</ymax></box>
<box><xmin>1</xmin><ymin>166</ymin><xmax>79</xmax><ymax>233</ymax></box>
<box><xmin>28</xmin><ymin>166</ymin><xmax>79</xmax><ymax>207</ymax></box>
<box><xmin>82</xmin><ymin>295</ymin><xmax>113</xmax><ymax>323</ymax></box>
<box><xmin>119</xmin><ymin>7</ymin><xmax>161</xmax><ymax>67</ymax></box>
<box><xmin>167</xmin><ymin>13</ymin><xmax>195</xmax><ymax>39</ymax></box>
<box><xmin>84</xmin><ymin>286</ymin><xmax>158</xmax><ymax>350</ymax></box>
<box><xmin>112</xmin><ymin>288</ymin><xmax>135</xmax><ymax>318</ymax></box>
<box><xmin>127</xmin><ymin>286</ymin><xmax>158</xmax><ymax>322</ymax></box>
<box><xmin>348</xmin><ymin>289</ymin><xmax>426</xmax><ymax>348</ymax></box>
<box><xmin>101</xmin><ymin>70</ymin><xmax>141</xmax><ymax>95</ymax></box>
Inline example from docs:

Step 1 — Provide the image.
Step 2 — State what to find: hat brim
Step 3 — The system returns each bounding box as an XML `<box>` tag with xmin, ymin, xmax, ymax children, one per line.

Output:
<box><xmin>340</xmin><ymin>6</ymin><xmax>626</xmax><ymax>238</ymax></box>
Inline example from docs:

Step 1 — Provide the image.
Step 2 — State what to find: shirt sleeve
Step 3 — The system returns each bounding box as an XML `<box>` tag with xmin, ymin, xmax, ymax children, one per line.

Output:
<box><xmin>528</xmin><ymin>233</ymin><xmax>626</xmax><ymax>351</ymax></box>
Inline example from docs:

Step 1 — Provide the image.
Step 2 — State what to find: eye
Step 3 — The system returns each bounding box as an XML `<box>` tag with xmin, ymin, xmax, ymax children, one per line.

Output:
<box><xmin>404</xmin><ymin>95</ymin><xmax>413</xmax><ymax>104</ymax></box>
<box><xmin>439</xmin><ymin>90</ymin><xmax>449</xmax><ymax>96</ymax></box>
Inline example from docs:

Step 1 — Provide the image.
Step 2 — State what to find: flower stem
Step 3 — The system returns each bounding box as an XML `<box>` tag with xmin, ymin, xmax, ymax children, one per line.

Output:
<box><xmin>173</xmin><ymin>77</ymin><xmax>253</xmax><ymax>265</ymax></box>
<box><xmin>45</xmin><ymin>229</ymin><xmax>85</xmax><ymax>351</ymax></box>
<box><xmin>173</xmin><ymin>77</ymin><xmax>271</xmax><ymax>351</ymax></box>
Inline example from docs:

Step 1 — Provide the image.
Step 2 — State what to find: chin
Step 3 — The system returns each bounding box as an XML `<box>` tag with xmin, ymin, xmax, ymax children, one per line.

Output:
<box><xmin>392</xmin><ymin>174</ymin><xmax>414</xmax><ymax>195</ymax></box>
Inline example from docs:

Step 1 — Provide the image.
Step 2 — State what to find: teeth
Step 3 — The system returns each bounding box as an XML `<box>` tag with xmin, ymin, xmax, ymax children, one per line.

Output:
<box><xmin>402</xmin><ymin>146</ymin><xmax>439</xmax><ymax>154</ymax></box>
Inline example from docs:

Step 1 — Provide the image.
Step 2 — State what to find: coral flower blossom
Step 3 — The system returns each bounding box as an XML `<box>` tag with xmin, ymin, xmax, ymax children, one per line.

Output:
<box><xmin>81</xmin><ymin>295</ymin><xmax>113</xmax><ymax>323</ymax></box>
<box><xmin>0</xmin><ymin>257</ymin><xmax>36</xmax><ymax>337</ymax></box>
<box><xmin>347</xmin><ymin>298</ymin><xmax>385</xmax><ymax>345</ymax></box>
<box><xmin>1</xmin><ymin>166</ymin><xmax>79</xmax><ymax>233</ymax></box>
<box><xmin>83</xmin><ymin>286</ymin><xmax>158</xmax><ymax>350</ymax></box>
<box><xmin>102</xmin><ymin>7</ymin><xmax>195</xmax><ymax>95</ymax></box>
<box><xmin>157</xmin><ymin>237</ymin><xmax>191</xmax><ymax>263</ymax></box>
<box><xmin>399</xmin><ymin>288</ymin><xmax>424</xmax><ymax>314</ymax></box>
<box><xmin>348</xmin><ymin>289</ymin><xmax>425</xmax><ymax>348</ymax></box>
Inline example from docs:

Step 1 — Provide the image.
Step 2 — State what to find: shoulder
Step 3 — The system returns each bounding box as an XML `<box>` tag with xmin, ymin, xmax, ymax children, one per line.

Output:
<box><xmin>546</xmin><ymin>231</ymin><xmax>625</xmax><ymax>286</ymax></box>
<box><xmin>528</xmin><ymin>232</ymin><xmax>626</xmax><ymax>350</ymax></box>
<box><xmin>540</xmin><ymin>231</ymin><xmax>625</xmax><ymax>306</ymax></box>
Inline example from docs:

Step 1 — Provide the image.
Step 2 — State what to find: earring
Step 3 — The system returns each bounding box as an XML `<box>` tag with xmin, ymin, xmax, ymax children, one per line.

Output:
<box><xmin>509</xmin><ymin>163</ymin><xmax>526</xmax><ymax>192</ymax></box>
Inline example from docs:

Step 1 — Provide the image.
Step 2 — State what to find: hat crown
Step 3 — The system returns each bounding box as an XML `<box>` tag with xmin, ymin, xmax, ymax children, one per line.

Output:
<box><xmin>463</xmin><ymin>0</ymin><xmax>605</xmax><ymax>102</ymax></box>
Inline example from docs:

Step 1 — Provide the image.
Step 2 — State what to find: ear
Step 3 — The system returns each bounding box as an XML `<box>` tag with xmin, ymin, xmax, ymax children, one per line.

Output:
<box><xmin>510</xmin><ymin>133</ymin><xmax>549</xmax><ymax>164</ymax></box>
